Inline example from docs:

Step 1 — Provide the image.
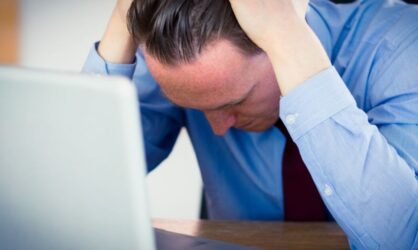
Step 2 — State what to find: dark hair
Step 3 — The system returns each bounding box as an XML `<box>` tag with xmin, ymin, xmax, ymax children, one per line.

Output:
<box><xmin>127</xmin><ymin>0</ymin><xmax>261</xmax><ymax>65</ymax></box>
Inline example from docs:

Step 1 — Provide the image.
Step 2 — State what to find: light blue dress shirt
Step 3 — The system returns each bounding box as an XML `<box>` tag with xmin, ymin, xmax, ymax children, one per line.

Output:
<box><xmin>82</xmin><ymin>0</ymin><xmax>418</xmax><ymax>248</ymax></box>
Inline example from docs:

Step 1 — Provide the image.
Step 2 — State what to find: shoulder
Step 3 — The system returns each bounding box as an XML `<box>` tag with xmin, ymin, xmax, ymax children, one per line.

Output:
<box><xmin>313</xmin><ymin>1</ymin><xmax>418</xmax><ymax>123</ymax></box>
<box><xmin>366</xmin><ymin>2</ymin><xmax>418</xmax><ymax>83</ymax></box>
<box><xmin>309</xmin><ymin>0</ymin><xmax>418</xmax><ymax>64</ymax></box>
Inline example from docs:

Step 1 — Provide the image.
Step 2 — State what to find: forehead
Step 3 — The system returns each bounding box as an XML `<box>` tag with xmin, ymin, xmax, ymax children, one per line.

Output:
<box><xmin>144</xmin><ymin>40</ymin><xmax>261</xmax><ymax>110</ymax></box>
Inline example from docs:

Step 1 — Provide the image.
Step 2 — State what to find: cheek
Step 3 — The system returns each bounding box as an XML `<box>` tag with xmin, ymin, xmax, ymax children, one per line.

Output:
<box><xmin>236</xmin><ymin>91</ymin><xmax>280</xmax><ymax>117</ymax></box>
<box><xmin>241</xmin><ymin>76</ymin><xmax>279</xmax><ymax>116</ymax></box>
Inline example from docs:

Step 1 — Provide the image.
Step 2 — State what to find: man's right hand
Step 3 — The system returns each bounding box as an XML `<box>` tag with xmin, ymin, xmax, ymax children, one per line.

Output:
<box><xmin>98</xmin><ymin>0</ymin><xmax>138</xmax><ymax>64</ymax></box>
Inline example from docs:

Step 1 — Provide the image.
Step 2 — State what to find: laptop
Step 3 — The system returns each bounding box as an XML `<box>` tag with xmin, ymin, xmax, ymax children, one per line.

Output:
<box><xmin>0</xmin><ymin>66</ymin><xmax>258</xmax><ymax>250</ymax></box>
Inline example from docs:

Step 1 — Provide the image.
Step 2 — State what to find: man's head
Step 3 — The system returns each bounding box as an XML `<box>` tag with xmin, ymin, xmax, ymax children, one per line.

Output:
<box><xmin>127</xmin><ymin>0</ymin><xmax>281</xmax><ymax>135</ymax></box>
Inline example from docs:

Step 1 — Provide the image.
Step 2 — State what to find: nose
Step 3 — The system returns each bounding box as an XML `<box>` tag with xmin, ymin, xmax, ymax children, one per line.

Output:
<box><xmin>205</xmin><ymin>110</ymin><xmax>237</xmax><ymax>135</ymax></box>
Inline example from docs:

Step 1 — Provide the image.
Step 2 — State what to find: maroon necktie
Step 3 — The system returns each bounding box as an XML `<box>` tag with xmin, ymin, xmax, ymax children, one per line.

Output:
<box><xmin>276</xmin><ymin>119</ymin><xmax>327</xmax><ymax>221</ymax></box>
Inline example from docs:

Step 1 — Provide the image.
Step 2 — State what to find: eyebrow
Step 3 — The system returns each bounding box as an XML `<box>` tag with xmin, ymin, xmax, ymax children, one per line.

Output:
<box><xmin>206</xmin><ymin>83</ymin><xmax>256</xmax><ymax>111</ymax></box>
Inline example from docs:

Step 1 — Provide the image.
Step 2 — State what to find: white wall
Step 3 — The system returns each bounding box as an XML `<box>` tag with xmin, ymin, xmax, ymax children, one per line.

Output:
<box><xmin>18</xmin><ymin>0</ymin><xmax>202</xmax><ymax>219</ymax></box>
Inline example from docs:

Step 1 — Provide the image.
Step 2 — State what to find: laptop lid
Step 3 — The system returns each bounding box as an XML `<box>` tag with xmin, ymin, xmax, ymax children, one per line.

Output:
<box><xmin>0</xmin><ymin>66</ymin><xmax>155</xmax><ymax>249</ymax></box>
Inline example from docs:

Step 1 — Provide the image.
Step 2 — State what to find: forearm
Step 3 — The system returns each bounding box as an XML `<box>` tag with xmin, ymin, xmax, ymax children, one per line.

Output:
<box><xmin>279</xmin><ymin>68</ymin><xmax>418</xmax><ymax>249</ymax></box>
<box><xmin>82</xmin><ymin>1</ymin><xmax>138</xmax><ymax>77</ymax></box>
<box><xmin>264</xmin><ymin>22</ymin><xmax>331</xmax><ymax>96</ymax></box>
<box><xmin>228</xmin><ymin>0</ymin><xmax>330</xmax><ymax>96</ymax></box>
<box><xmin>98</xmin><ymin>4</ymin><xmax>137</xmax><ymax>64</ymax></box>
<box><xmin>300</xmin><ymin>109</ymin><xmax>418</xmax><ymax>249</ymax></box>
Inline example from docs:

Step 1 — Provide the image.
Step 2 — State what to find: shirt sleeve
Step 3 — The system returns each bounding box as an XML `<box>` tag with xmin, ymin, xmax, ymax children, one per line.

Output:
<box><xmin>279</xmin><ymin>65</ymin><xmax>418</xmax><ymax>249</ymax></box>
<box><xmin>82</xmin><ymin>42</ymin><xmax>185</xmax><ymax>171</ymax></box>
<box><xmin>82</xmin><ymin>42</ymin><xmax>137</xmax><ymax>79</ymax></box>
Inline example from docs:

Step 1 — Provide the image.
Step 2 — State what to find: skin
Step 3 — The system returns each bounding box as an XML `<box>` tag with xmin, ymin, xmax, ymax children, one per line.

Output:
<box><xmin>98</xmin><ymin>0</ymin><xmax>137</xmax><ymax>64</ymax></box>
<box><xmin>144</xmin><ymin>40</ymin><xmax>281</xmax><ymax>135</ymax></box>
<box><xmin>228</xmin><ymin>0</ymin><xmax>331</xmax><ymax>95</ymax></box>
<box><xmin>99</xmin><ymin>0</ymin><xmax>331</xmax><ymax>135</ymax></box>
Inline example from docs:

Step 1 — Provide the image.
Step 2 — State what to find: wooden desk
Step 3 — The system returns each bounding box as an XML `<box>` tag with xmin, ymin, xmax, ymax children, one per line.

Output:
<box><xmin>153</xmin><ymin>219</ymin><xmax>349</xmax><ymax>250</ymax></box>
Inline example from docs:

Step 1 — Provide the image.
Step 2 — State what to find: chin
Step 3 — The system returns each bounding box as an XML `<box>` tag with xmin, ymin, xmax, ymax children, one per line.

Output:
<box><xmin>240</xmin><ymin>122</ymin><xmax>276</xmax><ymax>132</ymax></box>
<box><xmin>244</xmin><ymin>127</ymin><xmax>271</xmax><ymax>132</ymax></box>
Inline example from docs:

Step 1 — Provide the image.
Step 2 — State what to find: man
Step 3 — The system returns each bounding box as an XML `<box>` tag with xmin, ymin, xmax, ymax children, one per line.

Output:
<box><xmin>83</xmin><ymin>0</ymin><xmax>418</xmax><ymax>248</ymax></box>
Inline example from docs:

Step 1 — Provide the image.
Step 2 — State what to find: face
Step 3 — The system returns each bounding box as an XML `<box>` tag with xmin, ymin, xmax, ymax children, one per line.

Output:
<box><xmin>144</xmin><ymin>40</ymin><xmax>281</xmax><ymax>135</ymax></box>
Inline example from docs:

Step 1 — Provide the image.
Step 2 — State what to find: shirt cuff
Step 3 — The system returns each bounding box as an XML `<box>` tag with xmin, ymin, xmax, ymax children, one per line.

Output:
<box><xmin>279</xmin><ymin>66</ymin><xmax>356</xmax><ymax>141</ymax></box>
<box><xmin>82</xmin><ymin>42</ymin><xmax>137</xmax><ymax>79</ymax></box>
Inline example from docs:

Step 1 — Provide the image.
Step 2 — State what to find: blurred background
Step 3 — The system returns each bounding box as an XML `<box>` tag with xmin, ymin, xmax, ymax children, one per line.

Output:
<box><xmin>0</xmin><ymin>0</ymin><xmax>202</xmax><ymax>219</ymax></box>
<box><xmin>1</xmin><ymin>0</ymin><xmax>417</xmax><ymax>220</ymax></box>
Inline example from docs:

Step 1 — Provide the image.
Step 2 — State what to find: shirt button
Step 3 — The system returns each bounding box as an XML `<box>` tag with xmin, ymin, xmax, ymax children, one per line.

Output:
<box><xmin>285</xmin><ymin>113</ymin><xmax>298</xmax><ymax>125</ymax></box>
<box><xmin>324</xmin><ymin>184</ymin><xmax>333</xmax><ymax>196</ymax></box>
